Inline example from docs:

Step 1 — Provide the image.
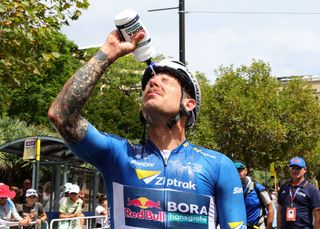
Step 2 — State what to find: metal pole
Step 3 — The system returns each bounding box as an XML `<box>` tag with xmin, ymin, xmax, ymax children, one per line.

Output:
<box><xmin>35</xmin><ymin>138</ymin><xmax>41</xmax><ymax>190</ymax></box>
<box><xmin>179</xmin><ymin>0</ymin><xmax>185</xmax><ymax>64</ymax></box>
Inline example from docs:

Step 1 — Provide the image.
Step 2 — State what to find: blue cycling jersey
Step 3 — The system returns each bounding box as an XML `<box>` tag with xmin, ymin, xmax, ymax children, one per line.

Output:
<box><xmin>69</xmin><ymin>123</ymin><xmax>247</xmax><ymax>228</ymax></box>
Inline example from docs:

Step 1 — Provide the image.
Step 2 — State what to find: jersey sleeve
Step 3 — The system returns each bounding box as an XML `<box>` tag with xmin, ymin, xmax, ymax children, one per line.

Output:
<box><xmin>215</xmin><ymin>156</ymin><xmax>247</xmax><ymax>228</ymax></box>
<box><xmin>67</xmin><ymin>123</ymin><xmax>125</xmax><ymax>172</ymax></box>
<box><xmin>8</xmin><ymin>199</ymin><xmax>22</xmax><ymax>221</ymax></box>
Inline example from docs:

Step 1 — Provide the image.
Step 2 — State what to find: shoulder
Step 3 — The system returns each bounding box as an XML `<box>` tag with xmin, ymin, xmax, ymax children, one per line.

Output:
<box><xmin>192</xmin><ymin>145</ymin><xmax>237</xmax><ymax>174</ymax></box>
<box><xmin>35</xmin><ymin>202</ymin><xmax>44</xmax><ymax>208</ymax></box>
<box><xmin>304</xmin><ymin>181</ymin><xmax>320</xmax><ymax>193</ymax></box>
<box><xmin>76</xmin><ymin>198</ymin><xmax>84</xmax><ymax>205</ymax></box>
<box><xmin>254</xmin><ymin>182</ymin><xmax>266</xmax><ymax>191</ymax></box>
<box><xmin>95</xmin><ymin>205</ymin><xmax>104</xmax><ymax>212</ymax></box>
<box><xmin>188</xmin><ymin>143</ymin><xmax>231</xmax><ymax>163</ymax></box>
<box><xmin>7</xmin><ymin>198</ymin><xmax>16</xmax><ymax>208</ymax></box>
<box><xmin>70</xmin><ymin>122</ymin><xmax>127</xmax><ymax>148</ymax></box>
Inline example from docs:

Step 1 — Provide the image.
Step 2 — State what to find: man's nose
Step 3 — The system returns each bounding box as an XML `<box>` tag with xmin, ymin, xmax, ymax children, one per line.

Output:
<box><xmin>148</xmin><ymin>76</ymin><xmax>160</xmax><ymax>88</ymax></box>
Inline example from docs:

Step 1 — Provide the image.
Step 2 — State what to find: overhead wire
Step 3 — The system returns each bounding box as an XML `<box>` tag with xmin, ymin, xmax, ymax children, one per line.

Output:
<box><xmin>182</xmin><ymin>10</ymin><xmax>320</xmax><ymax>15</ymax></box>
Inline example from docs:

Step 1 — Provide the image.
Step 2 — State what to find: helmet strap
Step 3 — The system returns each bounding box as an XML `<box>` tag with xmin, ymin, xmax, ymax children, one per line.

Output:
<box><xmin>166</xmin><ymin>89</ymin><xmax>190</xmax><ymax>129</ymax></box>
<box><xmin>166</xmin><ymin>105</ymin><xmax>190</xmax><ymax>129</ymax></box>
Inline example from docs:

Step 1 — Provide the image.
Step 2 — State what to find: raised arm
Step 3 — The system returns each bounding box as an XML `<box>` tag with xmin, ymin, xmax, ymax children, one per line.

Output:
<box><xmin>48</xmin><ymin>30</ymin><xmax>144</xmax><ymax>143</ymax></box>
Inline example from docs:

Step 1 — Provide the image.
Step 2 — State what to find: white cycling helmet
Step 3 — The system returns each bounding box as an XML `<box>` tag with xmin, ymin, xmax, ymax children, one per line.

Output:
<box><xmin>142</xmin><ymin>59</ymin><xmax>201</xmax><ymax>129</ymax></box>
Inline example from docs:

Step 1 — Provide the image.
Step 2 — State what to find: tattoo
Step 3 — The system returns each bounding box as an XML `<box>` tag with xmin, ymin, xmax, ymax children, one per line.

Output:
<box><xmin>50</xmin><ymin>50</ymin><xmax>110</xmax><ymax>143</ymax></box>
<box><xmin>95</xmin><ymin>50</ymin><xmax>109</xmax><ymax>70</ymax></box>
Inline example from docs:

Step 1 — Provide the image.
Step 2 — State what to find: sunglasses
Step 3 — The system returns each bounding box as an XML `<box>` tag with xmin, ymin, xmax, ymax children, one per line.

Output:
<box><xmin>289</xmin><ymin>166</ymin><xmax>303</xmax><ymax>171</ymax></box>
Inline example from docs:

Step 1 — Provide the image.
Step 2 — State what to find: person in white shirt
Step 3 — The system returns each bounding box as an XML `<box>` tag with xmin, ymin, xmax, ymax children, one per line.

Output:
<box><xmin>59</xmin><ymin>183</ymin><xmax>73</xmax><ymax>207</ymax></box>
<box><xmin>95</xmin><ymin>193</ymin><xmax>109</xmax><ymax>228</ymax></box>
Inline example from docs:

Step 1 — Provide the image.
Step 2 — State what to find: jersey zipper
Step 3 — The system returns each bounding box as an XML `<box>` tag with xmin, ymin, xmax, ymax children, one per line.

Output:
<box><xmin>164</xmin><ymin>156</ymin><xmax>168</xmax><ymax>166</ymax></box>
<box><xmin>162</xmin><ymin>152</ymin><xmax>171</xmax><ymax>229</ymax></box>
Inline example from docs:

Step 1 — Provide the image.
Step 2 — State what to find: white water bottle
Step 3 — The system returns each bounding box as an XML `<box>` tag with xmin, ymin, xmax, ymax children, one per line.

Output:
<box><xmin>114</xmin><ymin>9</ymin><xmax>155</xmax><ymax>63</ymax></box>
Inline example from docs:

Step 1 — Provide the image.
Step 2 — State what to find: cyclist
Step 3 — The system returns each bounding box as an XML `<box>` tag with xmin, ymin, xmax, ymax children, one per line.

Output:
<box><xmin>235</xmin><ymin>161</ymin><xmax>274</xmax><ymax>229</ymax></box>
<box><xmin>48</xmin><ymin>29</ymin><xmax>246</xmax><ymax>228</ymax></box>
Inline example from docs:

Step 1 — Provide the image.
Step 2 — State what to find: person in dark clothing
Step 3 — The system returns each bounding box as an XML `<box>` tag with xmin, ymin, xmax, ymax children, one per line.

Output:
<box><xmin>277</xmin><ymin>157</ymin><xmax>320</xmax><ymax>229</ymax></box>
<box><xmin>18</xmin><ymin>179</ymin><xmax>32</xmax><ymax>204</ymax></box>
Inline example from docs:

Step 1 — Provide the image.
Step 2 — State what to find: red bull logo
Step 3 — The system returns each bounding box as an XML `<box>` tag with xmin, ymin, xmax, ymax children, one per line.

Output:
<box><xmin>127</xmin><ymin>197</ymin><xmax>160</xmax><ymax>209</ymax></box>
<box><xmin>125</xmin><ymin>197</ymin><xmax>165</xmax><ymax>222</ymax></box>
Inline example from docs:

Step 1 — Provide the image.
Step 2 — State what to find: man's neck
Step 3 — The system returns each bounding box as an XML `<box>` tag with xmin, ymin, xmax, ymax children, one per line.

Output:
<box><xmin>25</xmin><ymin>202</ymin><xmax>34</xmax><ymax>207</ymax></box>
<box><xmin>291</xmin><ymin>176</ymin><xmax>305</xmax><ymax>186</ymax></box>
<box><xmin>148</xmin><ymin>124</ymin><xmax>186</xmax><ymax>151</ymax></box>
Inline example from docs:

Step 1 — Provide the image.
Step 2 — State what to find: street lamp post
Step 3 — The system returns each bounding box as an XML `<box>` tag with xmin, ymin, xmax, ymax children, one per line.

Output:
<box><xmin>148</xmin><ymin>0</ymin><xmax>186</xmax><ymax>64</ymax></box>
<box><xmin>179</xmin><ymin>0</ymin><xmax>185</xmax><ymax>64</ymax></box>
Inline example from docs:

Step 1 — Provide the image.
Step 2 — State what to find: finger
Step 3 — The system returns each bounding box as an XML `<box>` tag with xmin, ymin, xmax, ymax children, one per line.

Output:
<box><xmin>131</xmin><ymin>31</ymin><xmax>145</xmax><ymax>48</ymax></box>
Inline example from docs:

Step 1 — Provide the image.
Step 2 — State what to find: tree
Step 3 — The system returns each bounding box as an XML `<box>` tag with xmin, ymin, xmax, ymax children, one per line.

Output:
<box><xmin>83</xmin><ymin>53</ymin><xmax>150</xmax><ymax>141</ymax></box>
<box><xmin>6</xmin><ymin>31</ymin><xmax>83</xmax><ymax>125</ymax></box>
<box><xmin>189</xmin><ymin>72</ymin><xmax>217</xmax><ymax>150</ymax></box>
<box><xmin>207</xmin><ymin>60</ymin><xmax>320</xmax><ymax>170</ymax></box>
<box><xmin>0</xmin><ymin>0</ymin><xmax>89</xmax><ymax>89</ymax></box>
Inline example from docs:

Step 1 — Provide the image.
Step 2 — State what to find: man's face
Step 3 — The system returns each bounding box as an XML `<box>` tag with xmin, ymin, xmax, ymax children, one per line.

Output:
<box><xmin>26</xmin><ymin>195</ymin><xmax>37</xmax><ymax>204</ymax></box>
<box><xmin>0</xmin><ymin>197</ymin><xmax>7</xmax><ymax>205</ymax></box>
<box><xmin>23</xmin><ymin>180</ymin><xmax>31</xmax><ymax>189</ymax></box>
<box><xmin>69</xmin><ymin>192</ymin><xmax>78</xmax><ymax>201</ymax></box>
<box><xmin>142</xmin><ymin>73</ymin><xmax>182</xmax><ymax>121</ymax></box>
<box><xmin>289</xmin><ymin>165</ymin><xmax>306</xmax><ymax>179</ymax></box>
<box><xmin>237</xmin><ymin>168</ymin><xmax>247</xmax><ymax>179</ymax></box>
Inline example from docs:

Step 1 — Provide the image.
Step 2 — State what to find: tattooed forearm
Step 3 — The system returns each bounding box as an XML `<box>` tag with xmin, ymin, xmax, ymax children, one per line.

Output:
<box><xmin>48</xmin><ymin>50</ymin><xmax>110</xmax><ymax>143</ymax></box>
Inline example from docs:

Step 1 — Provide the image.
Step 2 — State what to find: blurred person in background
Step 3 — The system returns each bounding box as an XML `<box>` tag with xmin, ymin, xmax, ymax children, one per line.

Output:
<box><xmin>18</xmin><ymin>179</ymin><xmax>32</xmax><ymax>204</ymax></box>
<box><xmin>59</xmin><ymin>183</ymin><xmax>73</xmax><ymax>207</ymax></box>
<box><xmin>95</xmin><ymin>193</ymin><xmax>109</xmax><ymax>228</ymax></box>
<box><xmin>16</xmin><ymin>189</ymin><xmax>47</xmax><ymax>229</ymax></box>
<box><xmin>235</xmin><ymin>161</ymin><xmax>274</xmax><ymax>229</ymax></box>
<box><xmin>42</xmin><ymin>182</ymin><xmax>53</xmax><ymax>212</ymax></box>
<box><xmin>0</xmin><ymin>183</ymin><xmax>30</xmax><ymax>228</ymax></box>
<box><xmin>58</xmin><ymin>184</ymin><xmax>83</xmax><ymax>229</ymax></box>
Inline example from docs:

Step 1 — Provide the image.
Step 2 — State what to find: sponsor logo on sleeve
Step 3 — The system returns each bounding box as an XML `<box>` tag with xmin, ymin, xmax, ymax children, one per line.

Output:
<box><xmin>228</xmin><ymin>222</ymin><xmax>246</xmax><ymax>229</ymax></box>
<box><xmin>233</xmin><ymin>187</ymin><xmax>243</xmax><ymax>194</ymax></box>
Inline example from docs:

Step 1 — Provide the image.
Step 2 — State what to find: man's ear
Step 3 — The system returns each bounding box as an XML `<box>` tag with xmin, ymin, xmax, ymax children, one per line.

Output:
<box><xmin>184</xmin><ymin>98</ymin><xmax>196</xmax><ymax>112</ymax></box>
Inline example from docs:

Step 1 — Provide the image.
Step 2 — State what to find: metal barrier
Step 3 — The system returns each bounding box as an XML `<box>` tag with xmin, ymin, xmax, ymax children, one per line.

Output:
<box><xmin>50</xmin><ymin>215</ymin><xmax>109</xmax><ymax>229</ymax></box>
<box><xmin>0</xmin><ymin>219</ymin><xmax>48</xmax><ymax>229</ymax></box>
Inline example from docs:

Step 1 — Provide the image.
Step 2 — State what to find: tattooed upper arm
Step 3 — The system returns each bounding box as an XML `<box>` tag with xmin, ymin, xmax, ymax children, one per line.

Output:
<box><xmin>49</xmin><ymin>50</ymin><xmax>110</xmax><ymax>144</ymax></box>
<box><xmin>59</xmin><ymin>117</ymin><xmax>88</xmax><ymax>143</ymax></box>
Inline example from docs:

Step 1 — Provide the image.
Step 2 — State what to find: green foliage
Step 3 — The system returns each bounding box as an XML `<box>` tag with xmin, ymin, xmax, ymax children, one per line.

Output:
<box><xmin>6</xmin><ymin>32</ymin><xmax>83</xmax><ymax>125</ymax></box>
<box><xmin>84</xmin><ymin>54</ymin><xmax>146</xmax><ymax>141</ymax></box>
<box><xmin>207</xmin><ymin>60</ymin><xmax>320</xmax><ymax>172</ymax></box>
<box><xmin>0</xmin><ymin>116</ymin><xmax>57</xmax><ymax>145</ymax></box>
<box><xmin>0</xmin><ymin>0</ymin><xmax>89</xmax><ymax>88</ymax></box>
<box><xmin>189</xmin><ymin>72</ymin><xmax>217</xmax><ymax>149</ymax></box>
<box><xmin>279</xmin><ymin>78</ymin><xmax>320</xmax><ymax>154</ymax></box>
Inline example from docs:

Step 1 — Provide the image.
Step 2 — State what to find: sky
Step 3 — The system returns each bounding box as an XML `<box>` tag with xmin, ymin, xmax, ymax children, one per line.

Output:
<box><xmin>61</xmin><ymin>0</ymin><xmax>320</xmax><ymax>82</ymax></box>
